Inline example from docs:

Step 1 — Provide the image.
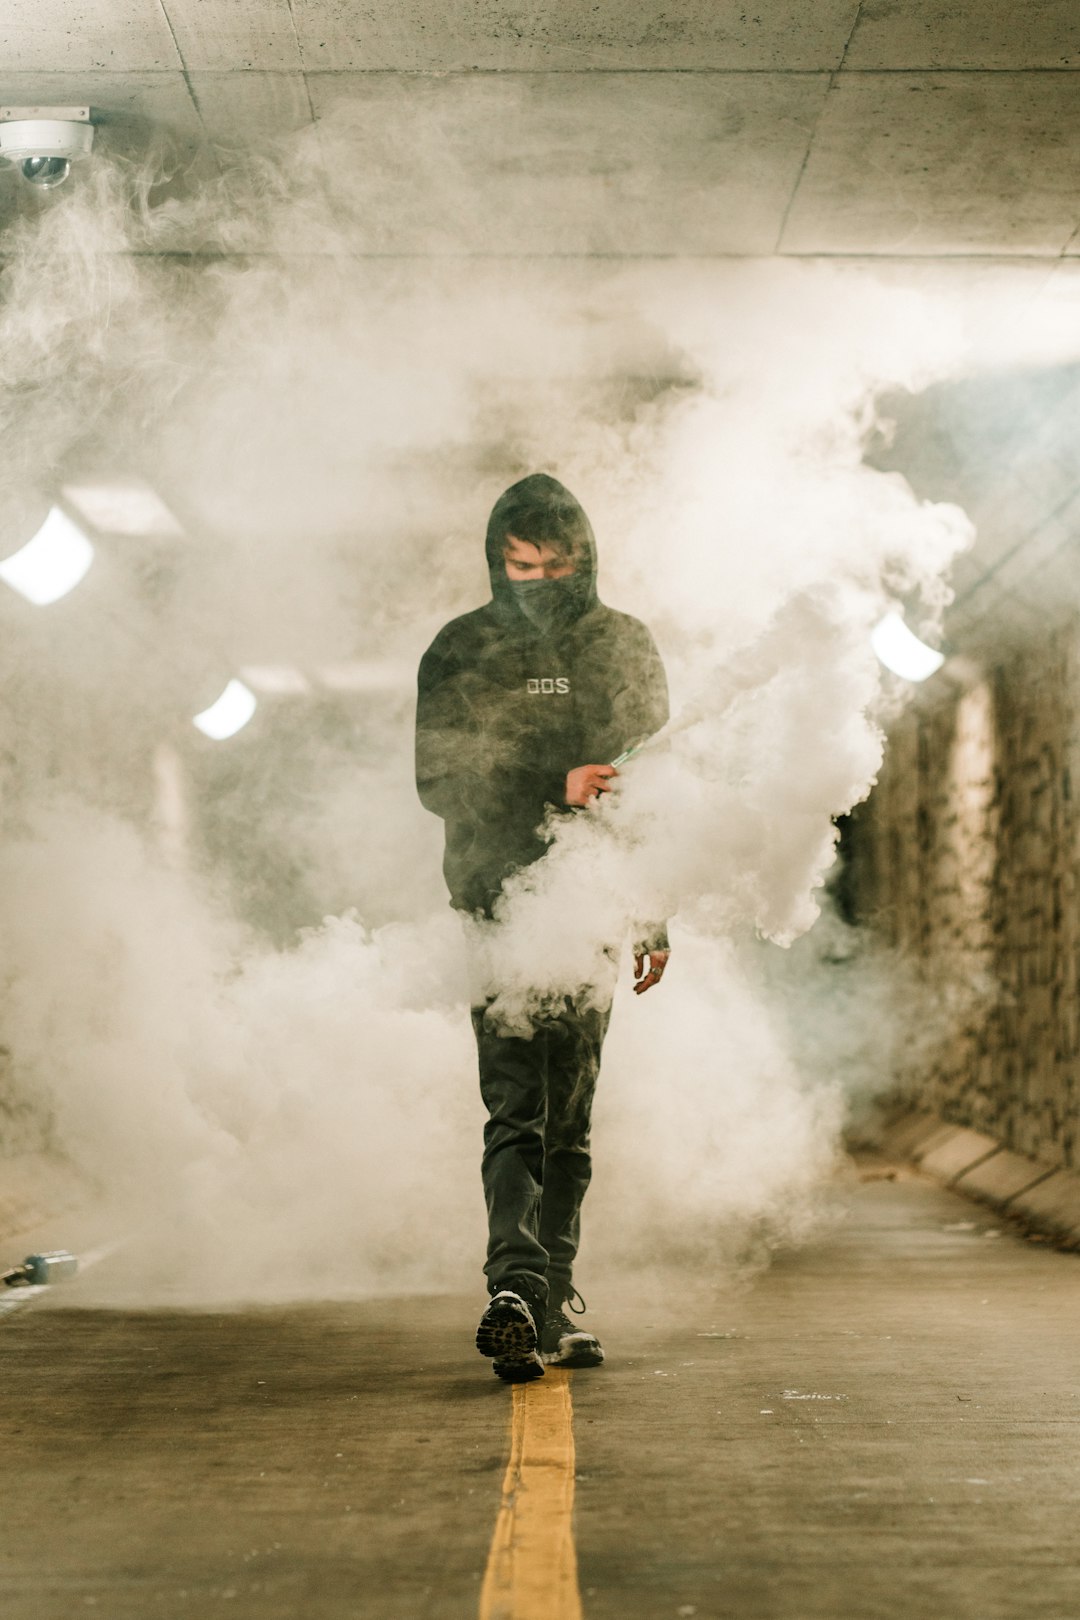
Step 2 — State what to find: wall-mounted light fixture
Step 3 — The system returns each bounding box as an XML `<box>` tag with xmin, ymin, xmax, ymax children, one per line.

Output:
<box><xmin>193</xmin><ymin>679</ymin><xmax>258</xmax><ymax>741</ymax></box>
<box><xmin>0</xmin><ymin>506</ymin><xmax>94</xmax><ymax>604</ymax></box>
<box><xmin>871</xmin><ymin>611</ymin><xmax>946</xmax><ymax>683</ymax></box>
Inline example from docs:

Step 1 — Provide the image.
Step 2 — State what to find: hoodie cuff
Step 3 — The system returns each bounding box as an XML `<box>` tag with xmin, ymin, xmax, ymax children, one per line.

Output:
<box><xmin>542</xmin><ymin>770</ymin><xmax>569</xmax><ymax>809</ymax></box>
<box><xmin>633</xmin><ymin>925</ymin><xmax>670</xmax><ymax>954</ymax></box>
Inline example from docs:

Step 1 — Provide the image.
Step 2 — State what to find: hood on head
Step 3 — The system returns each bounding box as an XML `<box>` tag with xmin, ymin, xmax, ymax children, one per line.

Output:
<box><xmin>485</xmin><ymin>473</ymin><xmax>599</xmax><ymax>621</ymax></box>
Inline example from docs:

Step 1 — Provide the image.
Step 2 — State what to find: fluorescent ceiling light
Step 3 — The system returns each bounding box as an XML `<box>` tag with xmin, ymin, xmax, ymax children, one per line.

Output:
<box><xmin>871</xmin><ymin>611</ymin><xmax>946</xmax><ymax>683</ymax></box>
<box><xmin>61</xmin><ymin>480</ymin><xmax>184</xmax><ymax>538</ymax></box>
<box><xmin>0</xmin><ymin>506</ymin><xmax>94</xmax><ymax>605</ymax></box>
<box><xmin>193</xmin><ymin>679</ymin><xmax>257</xmax><ymax>741</ymax></box>
<box><xmin>238</xmin><ymin>665</ymin><xmax>311</xmax><ymax>695</ymax></box>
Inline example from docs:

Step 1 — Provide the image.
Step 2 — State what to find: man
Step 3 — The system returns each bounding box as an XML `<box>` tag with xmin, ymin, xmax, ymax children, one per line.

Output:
<box><xmin>415</xmin><ymin>473</ymin><xmax>670</xmax><ymax>1382</ymax></box>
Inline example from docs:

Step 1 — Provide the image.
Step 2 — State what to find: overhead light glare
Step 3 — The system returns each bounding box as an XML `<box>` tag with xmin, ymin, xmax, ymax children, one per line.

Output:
<box><xmin>193</xmin><ymin>679</ymin><xmax>257</xmax><ymax>741</ymax></box>
<box><xmin>61</xmin><ymin>480</ymin><xmax>184</xmax><ymax>538</ymax></box>
<box><xmin>0</xmin><ymin>506</ymin><xmax>94</xmax><ymax>605</ymax></box>
<box><xmin>871</xmin><ymin>611</ymin><xmax>945</xmax><ymax>683</ymax></box>
<box><xmin>238</xmin><ymin>665</ymin><xmax>311</xmax><ymax>695</ymax></box>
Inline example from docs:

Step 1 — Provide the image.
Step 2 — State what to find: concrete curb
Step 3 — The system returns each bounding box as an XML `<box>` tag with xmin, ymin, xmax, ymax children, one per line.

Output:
<box><xmin>868</xmin><ymin>1109</ymin><xmax>1080</xmax><ymax>1248</ymax></box>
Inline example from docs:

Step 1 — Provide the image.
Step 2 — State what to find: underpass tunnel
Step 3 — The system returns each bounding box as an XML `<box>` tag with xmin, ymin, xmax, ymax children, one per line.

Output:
<box><xmin>4</xmin><ymin>5</ymin><xmax>1080</xmax><ymax>1619</ymax></box>
<box><xmin>851</xmin><ymin>362</ymin><xmax>1080</xmax><ymax>1176</ymax></box>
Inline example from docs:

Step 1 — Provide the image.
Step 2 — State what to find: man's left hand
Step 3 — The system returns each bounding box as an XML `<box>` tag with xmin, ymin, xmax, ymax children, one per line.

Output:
<box><xmin>633</xmin><ymin>949</ymin><xmax>671</xmax><ymax>995</ymax></box>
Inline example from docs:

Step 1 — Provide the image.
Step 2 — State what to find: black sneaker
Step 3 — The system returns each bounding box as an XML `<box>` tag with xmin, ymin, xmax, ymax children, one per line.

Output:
<box><xmin>541</xmin><ymin>1288</ymin><xmax>605</xmax><ymax>1369</ymax></box>
<box><xmin>476</xmin><ymin>1285</ymin><xmax>546</xmax><ymax>1383</ymax></box>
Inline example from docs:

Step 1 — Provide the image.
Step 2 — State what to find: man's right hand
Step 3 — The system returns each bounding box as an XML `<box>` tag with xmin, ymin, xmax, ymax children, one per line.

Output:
<box><xmin>565</xmin><ymin>764</ymin><xmax>618</xmax><ymax>806</ymax></box>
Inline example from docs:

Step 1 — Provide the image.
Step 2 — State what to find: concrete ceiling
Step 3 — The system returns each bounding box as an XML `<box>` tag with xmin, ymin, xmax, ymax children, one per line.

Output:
<box><xmin>870</xmin><ymin>363</ymin><xmax>1080</xmax><ymax>654</ymax></box>
<box><xmin>0</xmin><ymin>1</ymin><xmax>1079</xmax><ymax>257</ymax></box>
<box><xmin>2</xmin><ymin>2</ymin><xmax>1080</xmax><ymax>662</ymax></box>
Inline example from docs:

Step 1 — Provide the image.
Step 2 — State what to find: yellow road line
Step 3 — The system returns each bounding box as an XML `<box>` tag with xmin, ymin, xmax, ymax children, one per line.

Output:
<box><xmin>479</xmin><ymin>1370</ymin><xmax>583</xmax><ymax>1620</ymax></box>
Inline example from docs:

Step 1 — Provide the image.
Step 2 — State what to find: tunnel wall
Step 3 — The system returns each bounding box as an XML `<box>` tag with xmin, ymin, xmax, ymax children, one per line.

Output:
<box><xmin>852</xmin><ymin>621</ymin><xmax>1080</xmax><ymax>1168</ymax></box>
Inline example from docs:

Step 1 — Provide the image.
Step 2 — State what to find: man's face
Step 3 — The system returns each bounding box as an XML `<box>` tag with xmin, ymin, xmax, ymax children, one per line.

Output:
<box><xmin>503</xmin><ymin>533</ymin><xmax>577</xmax><ymax>580</ymax></box>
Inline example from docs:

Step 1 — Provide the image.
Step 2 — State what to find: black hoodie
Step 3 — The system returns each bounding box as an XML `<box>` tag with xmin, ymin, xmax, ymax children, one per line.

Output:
<box><xmin>415</xmin><ymin>474</ymin><xmax>669</xmax><ymax>935</ymax></box>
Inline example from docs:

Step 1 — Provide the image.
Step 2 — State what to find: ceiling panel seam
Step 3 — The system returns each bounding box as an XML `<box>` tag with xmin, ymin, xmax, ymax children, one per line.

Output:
<box><xmin>156</xmin><ymin>0</ymin><xmax>218</xmax><ymax>162</ymax></box>
<box><xmin>44</xmin><ymin>251</ymin><xmax>1073</xmax><ymax>263</ymax></box>
<box><xmin>832</xmin><ymin>66</ymin><xmax>1080</xmax><ymax>74</ymax></box>
<box><xmin>835</xmin><ymin>0</ymin><xmax>865</xmax><ymax>72</ymax></box>
<box><xmin>2</xmin><ymin>68</ymin><xmax>1078</xmax><ymax>79</ymax></box>
<box><xmin>156</xmin><ymin>0</ymin><xmax>190</xmax><ymax>74</ymax></box>
<box><xmin>771</xmin><ymin>76</ymin><xmax>835</xmax><ymax>254</ymax></box>
<box><xmin>283</xmin><ymin>0</ymin><xmax>318</xmax><ymax>122</ymax></box>
<box><xmin>1061</xmin><ymin>219</ymin><xmax>1080</xmax><ymax>256</ymax></box>
<box><xmin>952</xmin><ymin>481</ymin><xmax>1080</xmax><ymax>608</ymax></box>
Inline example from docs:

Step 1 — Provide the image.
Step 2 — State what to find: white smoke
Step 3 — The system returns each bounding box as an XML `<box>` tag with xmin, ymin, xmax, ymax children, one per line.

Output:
<box><xmin>0</xmin><ymin>106</ymin><xmax>1046</xmax><ymax>1304</ymax></box>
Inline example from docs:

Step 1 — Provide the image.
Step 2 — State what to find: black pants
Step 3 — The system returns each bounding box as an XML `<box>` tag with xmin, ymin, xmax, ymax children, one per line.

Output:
<box><xmin>472</xmin><ymin>996</ymin><xmax>611</xmax><ymax>1311</ymax></box>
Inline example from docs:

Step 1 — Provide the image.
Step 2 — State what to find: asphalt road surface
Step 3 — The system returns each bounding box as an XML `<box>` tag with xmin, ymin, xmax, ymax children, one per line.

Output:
<box><xmin>4</xmin><ymin>1159</ymin><xmax>1080</xmax><ymax>1619</ymax></box>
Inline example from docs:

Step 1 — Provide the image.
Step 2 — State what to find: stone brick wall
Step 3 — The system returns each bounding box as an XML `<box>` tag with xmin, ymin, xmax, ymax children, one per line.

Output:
<box><xmin>851</xmin><ymin>621</ymin><xmax>1080</xmax><ymax>1168</ymax></box>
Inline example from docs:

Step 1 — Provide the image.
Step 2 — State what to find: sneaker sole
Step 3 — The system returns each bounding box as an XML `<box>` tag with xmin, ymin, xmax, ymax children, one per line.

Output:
<box><xmin>477</xmin><ymin>1293</ymin><xmax>545</xmax><ymax>1382</ymax></box>
<box><xmin>492</xmin><ymin>1354</ymin><xmax>546</xmax><ymax>1383</ymax></box>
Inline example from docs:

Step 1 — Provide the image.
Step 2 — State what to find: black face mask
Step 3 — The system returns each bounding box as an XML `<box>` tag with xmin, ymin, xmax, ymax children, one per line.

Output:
<box><xmin>508</xmin><ymin>573</ymin><xmax>591</xmax><ymax>634</ymax></box>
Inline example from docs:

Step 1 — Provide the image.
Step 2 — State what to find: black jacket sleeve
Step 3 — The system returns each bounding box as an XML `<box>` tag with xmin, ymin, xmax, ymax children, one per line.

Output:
<box><xmin>601</xmin><ymin>621</ymin><xmax>669</xmax><ymax>763</ymax></box>
<box><xmin>415</xmin><ymin>639</ymin><xmax>565</xmax><ymax>827</ymax></box>
<box><xmin>415</xmin><ymin>640</ymin><xmax>479</xmax><ymax>824</ymax></box>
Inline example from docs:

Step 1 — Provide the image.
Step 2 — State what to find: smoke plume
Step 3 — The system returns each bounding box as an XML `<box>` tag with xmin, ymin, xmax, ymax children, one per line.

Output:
<box><xmin>0</xmin><ymin>105</ymin><xmax>1050</xmax><ymax>1303</ymax></box>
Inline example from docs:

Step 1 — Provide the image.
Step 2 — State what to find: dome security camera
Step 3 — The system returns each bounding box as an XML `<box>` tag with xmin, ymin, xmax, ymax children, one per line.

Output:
<box><xmin>0</xmin><ymin>108</ymin><xmax>94</xmax><ymax>190</ymax></box>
